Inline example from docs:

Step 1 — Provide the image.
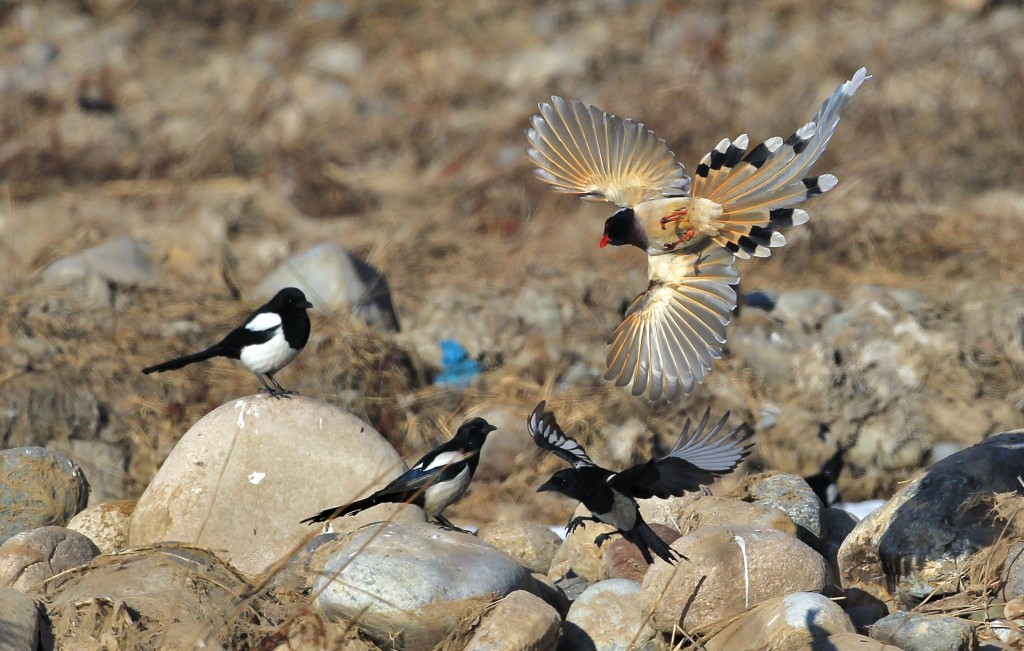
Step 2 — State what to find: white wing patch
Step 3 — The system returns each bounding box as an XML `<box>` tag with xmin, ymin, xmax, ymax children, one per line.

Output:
<box><xmin>246</xmin><ymin>312</ymin><xmax>282</xmax><ymax>332</ymax></box>
<box><xmin>420</xmin><ymin>450</ymin><xmax>472</xmax><ymax>471</ymax></box>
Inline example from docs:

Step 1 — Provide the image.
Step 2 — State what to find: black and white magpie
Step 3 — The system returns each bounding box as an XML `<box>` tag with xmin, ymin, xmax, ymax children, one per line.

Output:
<box><xmin>142</xmin><ymin>287</ymin><xmax>313</xmax><ymax>398</ymax></box>
<box><xmin>530</xmin><ymin>402</ymin><xmax>754</xmax><ymax>564</ymax></box>
<box><xmin>805</xmin><ymin>447</ymin><xmax>846</xmax><ymax>507</ymax></box>
<box><xmin>302</xmin><ymin>417</ymin><xmax>497</xmax><ymax>530</ymax></box>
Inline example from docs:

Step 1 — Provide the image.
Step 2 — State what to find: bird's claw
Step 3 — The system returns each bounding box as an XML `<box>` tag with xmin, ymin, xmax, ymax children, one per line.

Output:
<box><xmin>594</xmin><ymin>533</ymin><xmax>613</xmax><ymax>548</ymax></box>
<box><xmin>566</xmin><ymin>517</ymin><xmax>587</xmax><ymax>535</ymax></box>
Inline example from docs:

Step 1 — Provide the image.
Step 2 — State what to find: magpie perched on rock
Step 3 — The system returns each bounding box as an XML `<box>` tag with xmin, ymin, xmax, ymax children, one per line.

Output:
<box><xmin>142</xmin><ymin>287</ymin><xmax>313</xmax><ymax>398</ymax></box>
<box><xmin>530</xmin><ymin>402</ymin><xmax>754</xmax><ymax>564</ymax></box>
<box><xmin>302</xmin><ymin>417</ymin><xmax>497</xmax><ymax>530</ymax></box>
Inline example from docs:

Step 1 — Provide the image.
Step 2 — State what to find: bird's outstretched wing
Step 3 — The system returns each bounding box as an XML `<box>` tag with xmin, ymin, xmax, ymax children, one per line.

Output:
<box><xmin>526</xmin><ymin>96</ymin><xmax>691</xmax><ymax>207</ymax></box>
<box><xmin>609</xmin><ymin>409</ymin><xmax>754</xmax><ymax>498</ymax></box>
<box><xmin>689</xmin><ymin>68</ymin><xmax>869</xmax><ymax>259</ymax></box>
<box><xmin>605</xmin><ymin>247</ymin><xmax>738</xmax><ymax>402</ymax></box>
<box><xmin>527</xmin><ymin>401</ymin><xmax>595</xmax><ymax>468</ymax></box>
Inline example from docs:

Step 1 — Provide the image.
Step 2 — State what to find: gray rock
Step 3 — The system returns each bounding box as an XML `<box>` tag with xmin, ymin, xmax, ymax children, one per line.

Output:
<box><xmin>870</xmin><ymin>611</ymin><xmax>977</xmax><ymax>651</ymax></box>
<box><xmin>48</xmin><ymin>439</ymin><xmax>127</xmax><ymax>503</ymax></box>
<box><xmin>731</xmin><ymin>473</ymin><xmax>824</xmax><ymax>542</ymax></box>
<box><xmin>42</xmin><ymin>237</ymin><xmax>155</xmax><ymax>289</ymax></box>
<box><xmin>477</xmin><ymin>520</ymin><xmax>562</xmax><ymax>574</ymax></box>
<box><xmin>253</xmin><ymin>243</ymin><xmax>399</xmax><ymax>331</ymax></box>
<box><xmin>772</xmin><ymin>289</ymin><xmax>842</xmax><ymax>333</ymax></box>
<box><xmin>0</xmin><ymin>447</ymin><xmax>90</xmax><ymax>539</ymax></box>
<box><xmin>1002</xmin><ymin>541</ymin><xmax>1024</xmax><ymax>601</ymax></box>
<box><xmin>0</xmin><ymin>587</ymin><xmax>40</xmax><ymax>651</ymax></box>
<box><xmin>129</xmin><ymin>395</ymin><xmax>414</xmax><ymax>576</ymax></box>
<box><xmin>463</xmin><ymin>590</ymin><xmax>561</xmax><ymax>651</ymax></box>
<box><xmin>704</xmin><ymin>592</ymin><xmax>855</xmax><ymax>651</ymax></box>
<box><xmin>676</xmin><ymin>496</ymin><xmax>799</xmax><ymax>538</ymax></box>
<box><xmin>642</xmin><ymin>525</ymin><xmax>833</xmax><ymax>632</ymax></box>
<box><xmin>39</xmin><ymin>544</ymin><xmax>266</xmax><ymax>649</ymax></box>
<box><xmin>822</xmin><ymin>507</ymin><xmax>860</xmax><ymax>580</ymax></box>
<box><xmin>66</xmin><ymin>500</ymin><xmax>134</xmax><ymax>554</ymax></box>
<box><xmin>564</xmin><ymin>579</ymin><xmax>658</xmax><ymax>651</ymax></box>
<box><xmin>313</xmin><ymin>522</ymin><xmax>538</xmax><ymax>650</ymax></box>
<box><xmin>839</xmin><ymin>430</ymin><xmax>1024</xmax><ymax>607</ymax></box>
<box><xmin>0</xmin><ymin>526</ymin><xmax>100</xmax><ymax>592</ymax></box>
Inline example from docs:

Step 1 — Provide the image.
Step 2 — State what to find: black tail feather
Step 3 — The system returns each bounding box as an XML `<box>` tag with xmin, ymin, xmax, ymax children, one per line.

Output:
<box><xmin>628</xmin><ymin>520</ymin><xmax>685</xmax><ymax>565</ymax></box>
<box><xmin>142</xmin><ymin>345</ymin><xmax>225</xmax><ymax>374</ymax></box>
<box><xmin>300</xmin><ymin>495</ymin><xmax>383</xmax><ymax>525</ymax></box>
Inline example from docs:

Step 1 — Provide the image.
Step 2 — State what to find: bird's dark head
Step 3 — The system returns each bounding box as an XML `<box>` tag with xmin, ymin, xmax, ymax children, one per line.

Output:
<box><xmin>273</xmin><ymin>287</ymin><xmax>314</xmax><ymax>311</ymax></box>
<box><xmin>537</xmin><ymin>468</ymin><xmax>585</xmax><ymax>500</ymax></box>
<box><xmin>454</xmin><ymin>417</ymin><xmax>497</xmax><ymax>449</ymax></box>
<box><xmin>600</xmin><ymin>207</ymin><xmax>637</xmax><ymax>249</ymax></box>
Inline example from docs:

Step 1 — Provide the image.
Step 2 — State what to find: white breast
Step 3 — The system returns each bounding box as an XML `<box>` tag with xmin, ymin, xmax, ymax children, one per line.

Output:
<box><xmin>423</xmin><ymin>466</ymin><xmax>470</xmax><ymax>516</ymax></box>
<box><xmin>239</xmin><ymin>329</ymin><xmax>298</xmax><ymax>374</ymax></box>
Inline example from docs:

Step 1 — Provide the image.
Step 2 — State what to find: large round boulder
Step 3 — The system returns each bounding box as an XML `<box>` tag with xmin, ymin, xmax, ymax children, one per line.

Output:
<box><xmin>838</xmin><ymin>430</ymin><xmax>1024</xmax><ymax>608</ymax></box>
<box><xmin>129</xmin><ymin>395</ymin><xmax>411</xmax><ymax>575</ymax></box>
<box><xmin>642</xmin><ymin>525</ymin><xmax>833</xmax><ymax>632</ymax></box>
<box><xmin>313</xmin><ymin>522</ymin><xmax>541</xmax><ymax>650</ymax></box>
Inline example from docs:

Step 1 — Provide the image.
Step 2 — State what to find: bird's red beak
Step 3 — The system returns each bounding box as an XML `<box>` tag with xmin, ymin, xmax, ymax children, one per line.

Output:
<box><xmin>599</xmin><ymin>234</ymin><xmax>609</xmax><ymax>248</ymax></box>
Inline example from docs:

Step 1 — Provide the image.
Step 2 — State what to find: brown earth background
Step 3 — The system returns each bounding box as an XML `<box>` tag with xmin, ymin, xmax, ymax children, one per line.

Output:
<box><xmin>2</xmin><ymin>0</ymin><xmax>1024</xmax><ymax>528</ymax></box>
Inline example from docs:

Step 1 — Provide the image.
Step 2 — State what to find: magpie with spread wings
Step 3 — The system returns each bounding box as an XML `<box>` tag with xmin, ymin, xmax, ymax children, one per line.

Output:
<box><xmin>527</xmin><ymin>68</ymin><xmax>869</xmax><ymax>402</ymax></box>
<box><xmin>529</xmin><ymin>401</ymin><xmax>754</xmax><ymax>564</ymax></box>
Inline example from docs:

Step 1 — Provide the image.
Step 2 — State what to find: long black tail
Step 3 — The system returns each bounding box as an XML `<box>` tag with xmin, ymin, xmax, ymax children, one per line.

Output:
<box><xmin>300</xmin><ymin>494</ymin><xmax>385</xmax><ymax>525</ymax></box>
<box><xmin>627</xmin><ymin>520</ymin><xmax>685</xmax><ymax>565</ymax></box>
<box><xmin>142</xmin><ymin>345</ymin><xmax>225</xmax><ymax>374</ymax></box>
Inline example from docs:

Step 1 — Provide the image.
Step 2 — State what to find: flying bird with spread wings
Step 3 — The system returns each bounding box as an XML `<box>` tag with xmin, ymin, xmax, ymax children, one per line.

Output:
<box><xmin>527</xmin><ymin>68</ymin><xmax>869</xmax><ymax>401</ymax></box>
<box><xmin>529</xmin><ymin>401</ymin><xmax>754</xmax><ymax>564</ymax></box>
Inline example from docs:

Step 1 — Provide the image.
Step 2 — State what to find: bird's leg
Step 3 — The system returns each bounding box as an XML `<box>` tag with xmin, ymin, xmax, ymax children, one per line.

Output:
<box><xmin>256</xmin><ymin>373</ymin><xmax>289</xmax><ymax>399</ymax></box>
<box><xmin>267</xmin><ymin>373</ymin><xmax>296</xmax><ymax>396</ymax></box>
<box><xmin>692</xmin><ymin>251</ymin><xmax>710</xmax><ymax>277</ymax></box>
<box><xmin>435</xmin><ymin>513</ymin><xmax>471</xmax><ymax>534</ymax></box>
<box><xmin>659</xmin><ymin>208</ymin><xmax>689</xmax><ymax>229</ymax></box>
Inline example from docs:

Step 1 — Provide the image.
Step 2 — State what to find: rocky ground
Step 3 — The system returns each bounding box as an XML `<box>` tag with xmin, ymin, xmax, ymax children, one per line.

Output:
<box><xmin>3</xmin><ymin>0</ymin><xmax>1024</xmax><ymax>649</ymax></box>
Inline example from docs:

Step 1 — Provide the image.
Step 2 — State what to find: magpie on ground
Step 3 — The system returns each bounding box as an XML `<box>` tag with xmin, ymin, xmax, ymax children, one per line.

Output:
<box><xmin>302</xmin><ymin>417</ymin><xmax>497</xmax><ymax>530</ymax></box>
<box><xmin>142</xmin><ymin>287</ymin><xmax>313</xmax><ymax>398</ymax></box>
<box><xmin>530</xmin><ymin>401</ymin><xmax>754</xmax><ymax>564</ymax></box>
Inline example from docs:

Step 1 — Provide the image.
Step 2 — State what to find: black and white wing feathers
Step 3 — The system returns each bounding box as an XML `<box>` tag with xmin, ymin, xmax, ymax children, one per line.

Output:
<box><xmin>527</xmin><ymin>401</ymin><xmax>595</xmax><ymax>469</ymax></box>
<box><xmin>609</xmin><ymin>409</ymin><xmax>753</xmax><ymax>499</ymax></box>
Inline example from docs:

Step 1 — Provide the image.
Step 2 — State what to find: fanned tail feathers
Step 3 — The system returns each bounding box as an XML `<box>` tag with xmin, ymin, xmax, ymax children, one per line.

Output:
<box><xmin>691</xmin><ymin>68</ymin><xmax>869</xmax><ymax>258</ymax></box>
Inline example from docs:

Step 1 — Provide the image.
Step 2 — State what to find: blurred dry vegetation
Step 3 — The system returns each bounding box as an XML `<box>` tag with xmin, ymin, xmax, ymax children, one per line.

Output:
<box><xmin>2</xmin><ymin>0</ymin><xmax>1024</xmax><ymax>527</ymax></box>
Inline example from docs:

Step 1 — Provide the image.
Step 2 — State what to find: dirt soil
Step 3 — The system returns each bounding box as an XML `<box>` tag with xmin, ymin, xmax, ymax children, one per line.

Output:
<box><xmin>3</xmin><ymin>0</ymin><xmax>1024</xmax><ymax>528</ymax></box>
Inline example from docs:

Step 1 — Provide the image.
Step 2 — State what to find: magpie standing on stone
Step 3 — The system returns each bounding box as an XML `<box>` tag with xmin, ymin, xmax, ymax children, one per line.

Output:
<box><xmin>302</xmin><ymin>417</ymin><xmax>497</xmax><ymax>530</ymax></box>
<box><xmin>530</xmin><ymin>402</ymin><xmax>754</xmax><ymax>564</ymax></box>
<box><xmin>142</xmin><ymin>287</ymin><xmax>313</xmax><ymax>398</ymax></box>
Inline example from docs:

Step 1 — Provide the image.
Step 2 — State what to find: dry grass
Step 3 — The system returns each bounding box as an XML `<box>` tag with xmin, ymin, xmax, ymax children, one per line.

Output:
<box><xmin>3</xmin><ymin>0</ymin><xmax>1024</xmax><ymax>646</ymax></box>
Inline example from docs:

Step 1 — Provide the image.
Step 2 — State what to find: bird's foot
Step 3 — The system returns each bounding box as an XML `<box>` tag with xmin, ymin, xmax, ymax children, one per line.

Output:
<box><xmin>263</xmin><ymin>388</ymin><xmax>292</xmax><ymax>399</ymax></box>
<box><xmin>594</xmin><ymin>532</ymin><xmax>615</xmax><ymax>548</ymax></box>
<box><xmin>661</xmin><ymin>228</ymin><xmax>697</xmax><ymax>251</ymax></box>
<box><xmin>435</xmin><ymin>514</ymin><xmax>472</xmax><ymax>534</ymax></box>
<box><xmin>566</xmin><ymin>517</ymin><xmax>589</xmax><ymax>535</ymax></box>
<box><xmin>659</xmin><ymin>209</ymin><xmax>689</xmax><ymax>230</ymax></box>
